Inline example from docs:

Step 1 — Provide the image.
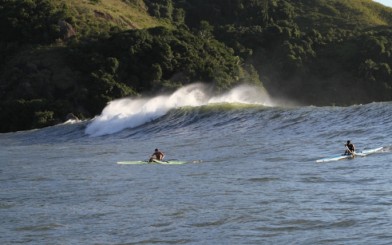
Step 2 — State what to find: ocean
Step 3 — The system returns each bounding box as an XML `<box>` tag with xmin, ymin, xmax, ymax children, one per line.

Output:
<box><xmin>1</xmin><ymin>84</ymin><xmax>392</xmax><ymax>244</ymax></box>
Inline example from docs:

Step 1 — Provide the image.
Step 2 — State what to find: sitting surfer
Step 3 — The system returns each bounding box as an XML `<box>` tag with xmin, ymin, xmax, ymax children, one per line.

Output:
<box><xmin>149</xmin><ymin>148</ymin><xmax>165</xmax><ymax>162</ymax></box>
<box><xmin>344</xmin><ymin>140</ymin><xmax>355</xmax><ymax>156</ymax></box>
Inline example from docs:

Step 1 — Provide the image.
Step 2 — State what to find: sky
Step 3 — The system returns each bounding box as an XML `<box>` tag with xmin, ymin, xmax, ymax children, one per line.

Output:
<box><xmin>373</xmin><ymin>0</ymin><xmax>392</xmax><ymax>7</ymax></box>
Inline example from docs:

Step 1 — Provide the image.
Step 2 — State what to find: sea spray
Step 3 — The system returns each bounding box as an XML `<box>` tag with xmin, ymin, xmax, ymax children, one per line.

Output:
<box><xmin>85</xmin><ymin>83</ymin><xmax>272</xmax><ymax>136</ymax></box>
<box><xmin>208</xmin><ymin>84</ymin><xmax>272</xmax><ymax>104</ymax></box>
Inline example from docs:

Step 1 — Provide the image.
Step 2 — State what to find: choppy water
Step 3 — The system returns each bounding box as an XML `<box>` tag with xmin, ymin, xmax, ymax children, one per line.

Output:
<box><xmin>1</xmin><ymin>85</ymin><xmax>392</xmax><ymax>244</ymax></box>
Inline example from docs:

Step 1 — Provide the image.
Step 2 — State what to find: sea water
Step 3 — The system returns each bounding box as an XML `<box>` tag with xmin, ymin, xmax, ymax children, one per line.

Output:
<box><xmin>1</xmin><ymin>84</ymin><xmax>392</xmax><ymax>244</ymax></box>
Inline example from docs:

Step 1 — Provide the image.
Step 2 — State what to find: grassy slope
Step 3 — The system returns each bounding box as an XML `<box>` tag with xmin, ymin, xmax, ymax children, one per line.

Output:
<box><xmin>53</xmin><ymin>0</ymin><xmax>170</xmax><ymax>35</ymax></box>
<box><xmin>294</xmin><ymin>0</ymin><xmax>392</xmax><ymax>31</ymax></box>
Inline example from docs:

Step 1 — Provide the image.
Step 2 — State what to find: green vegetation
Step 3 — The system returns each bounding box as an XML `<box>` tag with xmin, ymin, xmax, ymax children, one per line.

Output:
<box><xmin>68</xmin><ymin>26</ymin><xmax>260</xmax><ymax>114</ymax></box>
<box><xmin>0</xmin><ymin>0</ymin><xmax>392</xmax><ymax>132</ymax></box>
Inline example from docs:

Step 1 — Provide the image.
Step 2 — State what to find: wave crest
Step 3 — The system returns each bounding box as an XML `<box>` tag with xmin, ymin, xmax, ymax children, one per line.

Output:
<box><xmin>85</xmin><ymin>83</ymin><xmax>272</xmax><ymax>136</ymax></box>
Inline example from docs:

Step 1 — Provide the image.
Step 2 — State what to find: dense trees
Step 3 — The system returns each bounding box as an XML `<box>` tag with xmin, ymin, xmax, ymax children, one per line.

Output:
<box><xmin>171</xmin><ymin>0</ymin><xmax>392</xmax><ymax>104</ymax></box>
<box><xmin>0</xmin><ymin>0</ymin><xmax>71</xmax><ymax>44</ymax></box>
<box><xmin>0</xmin><ymin>0</ymin><xmax>392</xmax><ymax>132</ymax></box>
<box><xmin>69</xmin><ymin>27</ymin><xmax>261</xmax><ymax>114</ymax></box>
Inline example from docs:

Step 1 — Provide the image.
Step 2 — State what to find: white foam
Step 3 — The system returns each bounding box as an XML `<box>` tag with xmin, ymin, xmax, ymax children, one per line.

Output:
<box><xmin>85</xmin><ymin>83</ymin><xmax>273</xmax><ymax>136</ymax></box>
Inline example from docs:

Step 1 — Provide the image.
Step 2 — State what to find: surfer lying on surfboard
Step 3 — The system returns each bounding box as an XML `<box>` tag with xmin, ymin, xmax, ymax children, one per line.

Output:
<box><xmin>344</xmin><ymin>140</ymin><xmax>355</xmax><ymax>156</ymax></box>
<box><xmin>149</xmin><ymin>148</ymin><xmax>165</xmax><ymax>162</ymax></box>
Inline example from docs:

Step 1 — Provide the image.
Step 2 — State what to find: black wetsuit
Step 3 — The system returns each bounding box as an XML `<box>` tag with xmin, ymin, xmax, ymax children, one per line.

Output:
<box><xmin>345</xmin><ymin>143</ymin><xmax>355</xmax><ymax>155</ymax></box>
<box><xmin>347</xmin><ymin>143</ymin><xmax>354</xmax><ymax>152</ymax></box>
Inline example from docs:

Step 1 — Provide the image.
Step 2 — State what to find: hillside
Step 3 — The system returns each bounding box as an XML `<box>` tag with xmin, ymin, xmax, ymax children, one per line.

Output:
<box><xmin>295</xmin><ymin>0</ymin><xmax>392</xmax><ymax>30</ymax></box>
<box><xmin>175</xmin><ymin>0</ymin><xmax>392</xmax><ymax>29</ymax></box>
<box><xmin>0</xmin><ymin>0</ymin><xmax>392</xmax><ymax>132</ymax></box>
<box><xmin>51</xmin><ymin>0</ymin><xmax>169</xmax><ymax>34</ymax></box>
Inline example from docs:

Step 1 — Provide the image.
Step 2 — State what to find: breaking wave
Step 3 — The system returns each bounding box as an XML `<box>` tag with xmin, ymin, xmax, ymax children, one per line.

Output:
<box><xmin>85</xmin><ymin>83</ymin><xmax>273</xmax><ymax>136</ymax></box>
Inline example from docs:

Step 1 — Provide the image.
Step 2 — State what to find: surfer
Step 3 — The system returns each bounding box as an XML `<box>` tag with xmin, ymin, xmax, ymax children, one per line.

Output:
<box><xmin>344</xmin><ymin>140</ymin><xmax>355</xmax><ymax>155</ymax></box>
<box><xmin>149</xmin><ymin>148</ymin><xmax>165</xmax><ymax>162</ymax></box>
